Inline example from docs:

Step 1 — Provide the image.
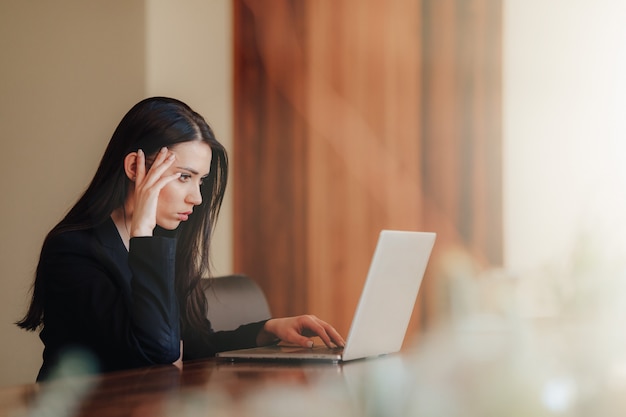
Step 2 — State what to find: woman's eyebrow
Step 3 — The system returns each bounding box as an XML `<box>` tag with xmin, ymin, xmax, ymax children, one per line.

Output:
<box><xmin>177</xmin><ymin>166</ymin><xmax>199</xmax><ymax>175</ymax></box>
<box><xmin>177</xmin><ymin>166</ymin><xmax>210</xmax><ymax>177</ymax></box>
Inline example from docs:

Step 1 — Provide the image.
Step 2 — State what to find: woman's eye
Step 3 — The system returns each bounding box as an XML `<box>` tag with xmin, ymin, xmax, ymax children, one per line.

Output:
<box><xmin>179</xmin><ymin>174</ymin><xmax>192</xmax><ymax>182</ymax></box>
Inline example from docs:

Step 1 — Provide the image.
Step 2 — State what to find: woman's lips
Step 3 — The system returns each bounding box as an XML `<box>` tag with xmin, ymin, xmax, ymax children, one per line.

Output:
<box><xmin>178</xmin><ymin>212</ymin><xmax>192</xmax><ymax>221</ymax></box>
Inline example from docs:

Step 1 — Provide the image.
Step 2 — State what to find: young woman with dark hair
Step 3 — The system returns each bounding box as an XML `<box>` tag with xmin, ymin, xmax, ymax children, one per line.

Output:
<box><xmin>17</xmin><ymin>97</ymin><xmax>344</xmax><ymax>381</ymax></box>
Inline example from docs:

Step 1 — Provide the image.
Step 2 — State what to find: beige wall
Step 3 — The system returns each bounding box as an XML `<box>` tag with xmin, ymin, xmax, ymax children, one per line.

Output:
<box><xmin>145</xmin><ymin>0</ymin><xmax>233</xmax><ymax>276</ymax></box>
<box><xmin>0</xmin><ymin>1</ymin><xmax>232</xmax><ymax>386</ymax></box>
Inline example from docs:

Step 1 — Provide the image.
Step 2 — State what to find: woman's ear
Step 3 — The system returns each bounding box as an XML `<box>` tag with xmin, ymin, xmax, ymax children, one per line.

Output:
<box><xmin>123</xmin><ymin>152</ymin><xmax>138</xmax><ymax>182</ymax></box>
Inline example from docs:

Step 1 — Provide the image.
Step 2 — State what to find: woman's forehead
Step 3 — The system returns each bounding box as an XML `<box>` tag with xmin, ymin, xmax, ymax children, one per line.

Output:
<box><xmin>170</xmin><ymin>141</ymin><xmax>213</xmax><ymax>173</ymax></box>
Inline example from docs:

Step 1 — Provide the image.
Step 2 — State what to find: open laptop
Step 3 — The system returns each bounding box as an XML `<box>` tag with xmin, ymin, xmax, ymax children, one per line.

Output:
<box><xmin>216</xmin><ymin>230</ymin><xmax>436</xmax><ymax>363</ymax></box>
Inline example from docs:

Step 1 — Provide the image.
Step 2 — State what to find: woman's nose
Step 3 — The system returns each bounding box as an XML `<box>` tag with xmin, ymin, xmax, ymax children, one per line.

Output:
<box><xmin>187</xmin><ymin>186</ymin><xmax>202</xmax><ymax>205</ymax></box>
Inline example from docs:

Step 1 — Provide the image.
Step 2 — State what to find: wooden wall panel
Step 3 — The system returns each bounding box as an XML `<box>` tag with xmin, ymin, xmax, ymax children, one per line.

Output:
<box><xmin>234</xmin><ymin>0</ymin><xmax>502</xmax><ymax>338</ymax></box>
<box><xmin>305</xmin><ymin>0</ymin><xmax>423</xmax><ymax>336</ymax></box>
<box><xmin>233</xmin><ymin>0</ymin><xmax>309</xmax><ymax>317</ymax></box>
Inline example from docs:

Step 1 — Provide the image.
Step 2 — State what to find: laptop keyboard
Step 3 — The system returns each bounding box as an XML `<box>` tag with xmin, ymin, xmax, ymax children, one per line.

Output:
<box><xmin>276</xmin><ymin>345</ymin><xmax>344</xmax><ymax>354</ymax></box>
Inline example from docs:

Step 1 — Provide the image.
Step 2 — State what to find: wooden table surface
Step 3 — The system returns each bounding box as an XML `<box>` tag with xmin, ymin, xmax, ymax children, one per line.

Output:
<box><xmin>0</xmin><ymin>356</ymin><xmax>406</xmax><ymax>417</ymax></box>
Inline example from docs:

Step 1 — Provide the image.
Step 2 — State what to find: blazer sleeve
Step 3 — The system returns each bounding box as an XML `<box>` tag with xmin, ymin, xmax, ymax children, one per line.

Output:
<box><xmin>40</xmin><ymin>231</ymin><xmax>181</xmax><ymax>370</ymax></box>
<box><xmin>127</xmin><ymin>237</ymin><xmax>181</xmax><ymax>362</ymax></box>
<box><xmin>182</xmin><ymin>319</ymin><xmax>268</xmax><ymax>360</ymax></box>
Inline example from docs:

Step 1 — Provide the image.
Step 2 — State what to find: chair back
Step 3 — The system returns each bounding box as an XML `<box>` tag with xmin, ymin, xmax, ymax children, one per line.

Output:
<box><xmin>201</xmin><ymin>274</ymin><xmax>272</xmax><ymax>331</ymax></box>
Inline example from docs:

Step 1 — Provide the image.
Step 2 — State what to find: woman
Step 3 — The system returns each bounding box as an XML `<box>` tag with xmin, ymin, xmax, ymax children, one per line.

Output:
<box><xmin>17</xmin><ymin>97</ymin><xmax>344</xmax><ymax>381</ymax></box>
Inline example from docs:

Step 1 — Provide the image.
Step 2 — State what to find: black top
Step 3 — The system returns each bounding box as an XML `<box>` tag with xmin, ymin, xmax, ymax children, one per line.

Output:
<box><xmin>37</xmin><ymin>218</ymin><xmax>265</xmax><ymax>381</ymax></box>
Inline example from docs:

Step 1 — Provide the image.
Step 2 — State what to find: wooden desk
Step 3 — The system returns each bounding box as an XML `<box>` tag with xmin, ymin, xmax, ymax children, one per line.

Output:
<box><xmin>0</xmin><ymin>356</ymin><xmax>404</xmax><ymax>417</ymax></box>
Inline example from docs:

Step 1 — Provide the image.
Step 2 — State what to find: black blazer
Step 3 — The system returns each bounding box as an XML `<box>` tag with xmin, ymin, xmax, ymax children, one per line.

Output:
<box><xmin>36</xmin><ymin>218</ymin><xmax>264</xmax><ymax>381</ymax></box>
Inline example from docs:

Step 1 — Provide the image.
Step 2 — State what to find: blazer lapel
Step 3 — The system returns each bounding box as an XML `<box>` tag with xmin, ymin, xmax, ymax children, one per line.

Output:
<box><xmin>93</xmin><ymin>217</ymin><xmax>133</xmax><ymax>295</ymax></box>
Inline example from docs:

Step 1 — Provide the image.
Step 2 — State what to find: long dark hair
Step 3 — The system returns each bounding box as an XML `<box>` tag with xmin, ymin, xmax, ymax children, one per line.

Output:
<box><xmin>17</xmin><ymin>97</ymin><xmax>228</xmax><ymax>339</ymax></box>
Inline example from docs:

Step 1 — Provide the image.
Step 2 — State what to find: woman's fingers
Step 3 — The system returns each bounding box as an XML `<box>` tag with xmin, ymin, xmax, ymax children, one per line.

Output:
<box><xmin>129</xmin><ymin>147</ymin><xmax>179</xmax><ymax>237</ymax></box>
<box><xmin>263</xmin><ymin>316</ymin><xmax>346</xmax><ymax>349</ymax></box>
<box><xmin>301</xmin><ymin>315</ymin><xmax>346</xmax><ymax>348</ymax></box>
<box><xmin>319</xmin><ymin>320</ymin><xmax>346</xmax><ymax>347</ymax></box>
<box><xmin>138</xmin><ymin>147</ymin><xmax>175</xmax><ymax>188</ymax></box>
<box><xmin>135</xmin><ymin>149</ymin><xmax>146</xmax><ymax>183</ymax></box>
<box><xmin>135</xmin><ymin>148</ymin><xmax>180</xmax><ymax>197</ymax></box>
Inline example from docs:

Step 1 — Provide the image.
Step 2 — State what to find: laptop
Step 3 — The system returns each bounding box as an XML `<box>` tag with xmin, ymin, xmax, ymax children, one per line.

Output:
<box><xmin>216</xmin><ymin>230</ymin><xmax>436</xmax><ymax>363</ymax></box>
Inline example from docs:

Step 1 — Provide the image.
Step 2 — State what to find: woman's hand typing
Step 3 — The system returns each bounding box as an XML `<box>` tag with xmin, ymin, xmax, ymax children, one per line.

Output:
<box><xmin>256</xmin><ymin>315</ymin><xmax>346</xmax><ymax>348</ymax></box>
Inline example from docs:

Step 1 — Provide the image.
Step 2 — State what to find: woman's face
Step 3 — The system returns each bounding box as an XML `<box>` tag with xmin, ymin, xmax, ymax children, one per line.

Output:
<box><xmin>155</xmin><ymin>140</ymin><xmax>213</xmax><ymax>230</ymax></box>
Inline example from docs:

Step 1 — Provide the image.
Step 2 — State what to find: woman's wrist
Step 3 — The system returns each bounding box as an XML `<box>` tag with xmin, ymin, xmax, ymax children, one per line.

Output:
<box><xmin>130</xmin><ymin>225</ymin><xmax>153</xmax><ymax>238</ymax></box>
<box><xmin>256</xmin><ymin>319</ymin><xmax>280</xmax><ymax>346</ymax></box>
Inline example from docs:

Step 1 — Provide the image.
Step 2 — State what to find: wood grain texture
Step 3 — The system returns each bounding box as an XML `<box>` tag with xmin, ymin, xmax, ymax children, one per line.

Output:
<box><xmin>234</xmin><ymin>0</ymin><xmax>502</xmax><ymax>337</ymax></box>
